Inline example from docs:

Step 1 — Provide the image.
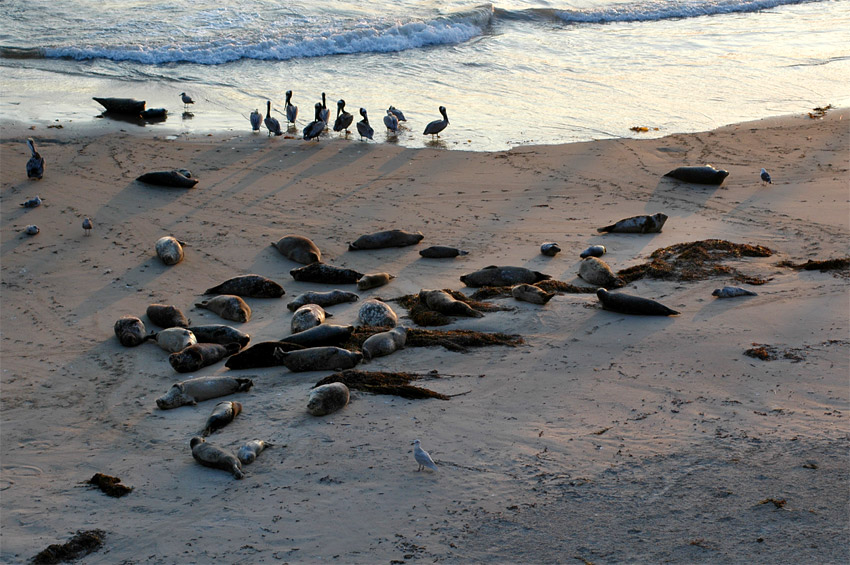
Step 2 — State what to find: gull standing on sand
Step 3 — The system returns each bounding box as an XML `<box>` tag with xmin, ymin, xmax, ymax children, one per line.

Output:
<box><xmin>423</xmin><ymin>106</ymin><xmax>449</xmax><ymax>138</ymax></box>
<box><xmin>412</xmin><ymin>439</ymin><xmax>438</xmax><ymax>472</ymax></box>
<box><xmin>285</xmin><ymin>90</ymin><xmax>298</xmax><ymax>125</ymax></box>
<box><xmin>357</xmin><ymin>108</ymin><xmax>374</xmax><ymax>141</ymax></box>
<box><xmin>760</xmin><ymin>168</ymin><xmax>772</xmax><ymax>185</ymax></box>
<box><xmin>303</xmin><ymin>103</ymin><xmax>325</xmax><ymax>141</ymax></box>
<box><xmin>249</xmin><ymin>109</ymin><xmax>262</xmax><ymax>132</ymax></box>
<box><xmin>180</xmin><ymin>92</ymin><xmax>194</xmax><ymax>110</ymax></box>
<box><xmin>82</xmin><ymin>217</ymin><xmax>93</xmax><ymax>236</ymax></box>
<box><xmin>383</xmin><ymin>109</ymin><xmax>399</xmax><ymax>135</ymax></box>
<box><xmin>26</xmin><ymin>138</ymin><xmax>44</xmax><ymax>179</ymax></box>
<box><xmin>264</xmin><ymin>100</ymin><xmax>282</xmax><ymax>136</ymax></box>
<box><xmin>333</xmin><ymin>99</ymin><xmax>354</xmax><ymax>134</ymax></box>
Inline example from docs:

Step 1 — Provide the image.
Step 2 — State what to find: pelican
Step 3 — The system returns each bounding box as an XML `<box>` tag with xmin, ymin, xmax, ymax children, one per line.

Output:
<box><xmin>319</xmin><ymin>93</ymin><xmax>330</xmax><ymax>126</ymax></box>
<box><xmin>333</xmin><ymin>99</ymin><xmax>354</xmax><ymax>133</ymax></box>
<box><xmin>26</xmin><ymin>138</ymin><xmax>44</xmax><ymax>179</ymax></box>
<box><xmin>356</xmin><ymin>108</ymin><xmax>374</xmax><ymax>141</ymax></box>
<box><xmin>249</xmin><ymin>109</ymin><xmax>262</xmax><ymax>132</ymax></box>
<box><xmin>423</xmin><ymin>106</ymin><xmax>449</xmax><ymax>137</ymax></box>
<box><xmin>180</xmin><ymin>92</ymin><xmax>194</xmax><ymax>110</ymax></box>
<box><xmin>285</xmin><ymin>90</ymin><xmax>298</xmax><ymax>125</ymax></box>
<box><xmin>264</xmin><ymin>100</ymin><xmax>282</xmax><ymax>136</ymax></box>
<box><xmin>82</xmin><ymin>217</ymin><xmax>93</xmax><ymax>236</ymax></box>
<box><xmin>383</xmin><ymin>109</ymin><xmax>399</xmax><ymax>134</ymax></box>
<box><xmin>388</xmin><ymin>105</ymin><xmax>406</xmax><ymax>122</ymax></box>
<box><xmin>303</xmin><ymin>103</ymin><xmax>325</xmax><ymax>141</ymax></box>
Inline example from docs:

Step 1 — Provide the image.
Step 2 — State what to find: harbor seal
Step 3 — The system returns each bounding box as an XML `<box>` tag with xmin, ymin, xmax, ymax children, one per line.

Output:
<box><xmin>307</xmin><ymin>382</ymin><xmax>350</xmax><ymax>416</ymax></box>
<box><xmin>237</xmin><ymin>440</ymin><xmax>272</xmax><ymax>465</ymax></box>
<box><xmin>290</xmin><ymin>263</ymin><xmax>364</xmax><ymax>284</ymax></box>
<box><xmin>190</xmin><ymin>437</ymin><xmax>243</xmax><ymax>479</ymax></box>
<box><xmin>348</xmin><ymin>229</ymin><xmax>424</xmax><ymax>250</ymax></box>
<box><xmin>202</xmin><ymin>400</ymin><xmax>242</xmax><ymax>436</ymax></box>
<box><xmin>419</xmin><ymin>246</ymin><xmax>468</xmax><ymax>258</ymax></box>
<box><xmin>419</xmin><ymin>289</ymin><xmax>483</xmax><ymax>318</ymax></box>
<box><xmin>596</xmin><ymin>288</ymin><xmax>679</xmax><ymax>316</ymax></box>
<box><xmin>195</xmin><ymin>295</ymin><xmax>251</xmax><ymax>323</ymax></box>
<box><xmin>664</xmin><ymin>165</ymin><xmax>729</xmax><ymax>185</ymax></box>
<box><xmin>358</xmin><ymin>299</ymin><xmax>398</xmax><ymax>327</ymax></box>
<box><xmin>225</xmin><ymin>341</ymin><xmax>304</xmax><ymax>369</ymax></box>
<box><xmin>511</xmin><ymin>283</ymin><xmax>555</xmax><ymax>305</ymax></box>
<box><xmin>155</xmin><ymin>236</ymin><xmax>185</xmax><ymax>266</ymax></box>
<box><xmin>151</xmin><ymin>327</ymin><xmax>197</xmax><ymax>353</ymax></box>
<box><xmin>277</xmin><ymin>324</ymin><xmax>355</xmax><ymax>348</ymax></box>
<box><xmin>580</xmin><ymin>245</ymin><xmax>607</xmax><ymax>259</ymax></box>
<box><xmin>156</xmin><ymin>375</ymin><xmax>253</xmax><ymax>410</ymax></box>
<box><xmin>169</xmin><ymin>342</ymin><xmax>242</xmax><ymax>373</ymax></box>
<box><xmin>146</xmin><ymin>303</ymin><xmax>190</xmax><ymax>328</ymax></box>
<box><xmin>291</xmin><ymin>304</ymin><xmax>331</xmax><ymax>334</ymax></box>
<box><xmin>597</xmin><ymin>213</ymin><xmax>668</xmax><ymax>234</ymax></box>
<box><xmin>274</xmin><ymin>346</ymin><xmax>362</xmax><ymax>372</ymax></box>
<box><xmin>187</xmin><ymin>324</ymin><xmax>250</xmax><ymax>347</ymax></box>
<box><xmin>540</xmin><ymin>242</ymin><xmax>561</xmax><ymax>257</ymax></box>
<box><xmin>286</xmin><ymin>290</ymin><xmax>360</xmax><ymax>312</ymax></box>
<box><xmin>24</xmin><ymin>225</ymin><xmax>39</xmax><ymax>235</ymax></box>
<box><xmin>114</xmin><ymin>316</ymin><xmax>149</xmax><ymax>347</ymax></box>
<box><xmin>357</xmin><ymin>272</ymin><xmax>394</xmax><ymax>291</ymax></box>
<box><xmin>136</xmin><ymin>170</ymin><xmax>198</xmax><ymax>188</ymax></box>
<box><xmin>578</xmin><ymin>257</ymin><xmax>624</xmax><ymax>288</ymax></box>
<box><xmin>362</xmin><ymin>326</ymin><xmax>408</xmax><ymax>361</ymax></box>
<box><xmin>712</xmin><ymin>286</ymin><xmax>758</xmax><ymax>298</ymax></box>
<box><xmin>271</xmin><ymin>235</ymin><xmax>321</xmax><ymax>264</ymax></box>
<box><xmin>460</xmin><ymin>265</ymin><xmax>551</xmax><ymax>287</ymax></box>
<box><xmin>204</xmin><ymin>275</ymin><xmax>284</xmax><ymax>298</ymax></box>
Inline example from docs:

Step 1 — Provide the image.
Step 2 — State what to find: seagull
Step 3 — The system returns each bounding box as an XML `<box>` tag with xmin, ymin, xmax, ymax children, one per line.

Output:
<box><xmin>82</xmin><ymin>217</ymin><xmax>93</xmax><ymax>235</ymax></box>
<box><xmin>180</xmin><ymin>92</ymin><xmax>194</xmax><ymax>110</ymax></box>
<box><xmin>264</xmin><ymin>100</ymin><xmax>282</xmax><ymax>136</ymax></box>
<box><xmin>388</xmin><ymin>106</ymin><xmax>406</xmax><ymax>122</ymax></box>
<box><xmin>26</xmin><ymin>138</ymin><xmax>44</xmax><ymax>179</ymax></box>
<box><xmin>423</xmin><ymin>106</ymin><xmax>449</xmax><ymax>138</ymax></box>
<box><xmin>333</xmin><ymin>99</ymin><xmax>354</xmax><ymax>133</ymax></box>
<box><xmin>412</xmin><ymin>439</ymin><xmax>438</xmax><ymax>472</ymax></box>
<box><xmin>303</xmin><ymin>103</ymin><xmax>325</xmax><ymax>141</ymax></box>
<box><xmin>760</xmin><ymin>168</ymin><xmax>772</xmax><ymax>185</ymax></box>
<box><xmin>356</xmin><ymin>108</ymin><xmax>374</xmax><ymax>141</ymax></box>
<box><xmin>285</xmin><ymin>90</ymin><xmax>298</xmax><ymax>125</ymax></box>
<box><xmin>319</xmin><ymin>93</ymin><xmax>330</xmax><ymax>127</ymax></box>
<box><xmin>249</xmin><ymin>109</ymin><xmax>262</xmax><ymax>132</ymax></box>
<box><xmin>383</xmin><ymin>109</ymin><xmax>399</xmax><ymax>135</ymax></box>
<box><xmin>20</xmin><ymin>195</ymin><xmax>43</xmax><ymax>208</ymax></box>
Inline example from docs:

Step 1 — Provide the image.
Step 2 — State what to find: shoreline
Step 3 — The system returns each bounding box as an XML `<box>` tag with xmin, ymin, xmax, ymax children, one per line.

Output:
<box><xmin>2</xmin><ymin>108</ymin><xmax>848</xmax><ymax>563</ymax></box>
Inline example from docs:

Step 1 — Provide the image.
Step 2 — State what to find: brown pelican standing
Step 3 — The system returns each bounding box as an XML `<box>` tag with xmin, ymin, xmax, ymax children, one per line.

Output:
<box><xmin>383</xmin><ymin>109</ymin><xmax>399</xmax><ymax>134</ymax></box>
<box><xmin>423</xmin><ymin>106</ymin><xmax>449</xmax><ymax>137</ymax></box>
<box><xmin>388</xmin><ymin>106</ymin><xmax>406</xmax><ymax>122</ymax></box>
<box><xmin>319</xmin><ymin>93</ymin><xmax>330</xmax><ymax>126</ymax></box>
<box><xmin>303</xmin><ymin>103</ymin><xmax>325</xmax><ymax>141</ymax></box>
<box><xmin>333</xmin><ymin>99</ymin><xmax>354</xmax><ymax>133</ymax></box>
<box><xmin>180</xmin><ymin>92</ymin><xmax>195</xmax><ymax>110</ymax></box>
<box><xmin>249</xmin><ymin>109</ymin><xmax>262</xmax><ymax>132</ymax></box>
<box><xmin>264</xmin><ymin>100</ymin><xmax>282</xmax><ymax>136</ymax></box>
<box><xmin>26</xmin><ymin>138</ymin><xmax>44</xmax><ymax>179</ymax></box>
<box><xmin>356</xmin><ymin>108</ymin><xmax>374</xmax><ymax>141</ymax></box>
<box><xmin>285</xmin><ymin>90</ymin><xmax>298</xmax><ymax>125</ymax></box>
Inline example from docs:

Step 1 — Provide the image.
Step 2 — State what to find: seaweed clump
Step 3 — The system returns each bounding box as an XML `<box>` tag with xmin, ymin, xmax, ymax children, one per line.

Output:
<box><xmin>744</xmin><ymin>343</ymin><xmax>806</xmax><ymax>362</ymax></box>
<box><xmin>315</xmin><ymin>370</ymin><xmax>450</xmax><ymax>400</ymax></box>
<box><xmin>391</xmin><ymin>289</ymin><xmax>507</xmax><ymax>326</ymax></box>
<box><xmin>86</xmin><ymin>473</ymin><xmax>132</xmax><ymax>498</ymax></box>
<box><xmin>617</xmin><ymin>239</ymin><xmax>773</xmax><ymax>284</ymax></box>
<box><xmin>31</xmin><ymin>530</ymin><xmax>105</xmax><ymax>564</ymax></box>
<box><xmin>342</xmin><ymin>327</ymin><xmax>523</xmax><ymax>353</ymax></box>
<box><xmin>777</xmin><ymin>257</ymin><xmax>850</xmax><ymax>272</ymax></box>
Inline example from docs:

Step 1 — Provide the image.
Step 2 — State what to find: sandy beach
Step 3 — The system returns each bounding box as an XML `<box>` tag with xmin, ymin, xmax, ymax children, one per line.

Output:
<box><xmin>1</xmin><ymin>109</ymin><xmax>848</xmax><ymax>564</ymax></box>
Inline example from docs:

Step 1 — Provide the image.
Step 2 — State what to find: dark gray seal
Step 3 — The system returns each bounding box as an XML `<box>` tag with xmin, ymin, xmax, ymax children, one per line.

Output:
<box><xmin>596</xmin><ymin>288</ymin><xmax>679</xmax><ymax>316</ymax></box>
<box><xmin>204</xmin><ymin>275</ymin><xmax>284</xmax><ymax>298</ymax></box>
<box><xmin>597</xmin><ymin>213</ymin><xmax>668</xmax><ymax>234</ymax></box>
<box><xmin>274</xmin><ymin>346</ymin><xmax>362</xmax><ymax>372</ymax></box>
<box><xmin>290</xmin><ymin>263</ymin><xmax>364</xmax><ymax>284</ymax></box>
<box><xmin>580</xmin><ymin>245</ymin><xmax>607</xmax><ymax>258</ymax></box>
<box><xmin>155</xmin><ymin>236</ymin><xmax>185</xmax><ymax>266</ymax></box>
<box><xmin>271</xmin><ymin>235</ymin><xmax>322</xmax><ymax>264</ymax></box>
<box><xmin>664</xmin><ymin>165</ymin><xmax>729</xmax><ymax>185</ymax></box>
<box><xmin>712</xmin><ymin>286</ymin><xmax>758</xmax><ymax>298</ymax></box>
<box><xmin>136</xmin><ymin>170</ymin><xmax>198</xmax><ymax>188</ymax></box>
<box><xmin>225</xmin><ymin>341</ymin><xmax>304</xmax><ymax>370</ymax></box>
<box><xmin>169</xmin><ymin>342</ymin><xmax>242</xmax><ymax>373</ymax></box>
<box><xmin>187</xmin><ymin>325</ymin><xmax>250</xmax><ymax>347</ymax></box>
<box><xmin>202</xmin><ymin>401</ymin><xmax>242</xmax><ymax>436</ymax></box>
<box><xmin>419</xmin><ymin>289</ymin><xmax>483</xmax><ymax>318</ymax></box>
<box><xmin>195</xmin><ymin>295</ymin><xmax>251</xmax><ymax>323</ymax></box>
<box><xmin>237</xmin><ymin>440</ymin><xmax>272</xmax><ymax>464</ymax></box>
<box><xmin>460</xmin><ymin>265</ymin><xmax>551</xmax><ymax>287</ymax></box>
<box><xmin>307</xmin><ymin>382</ymin><xmax>350</xmax><ymax>416</ymax></box>
<box><xmin>419</xmin><ymin>246</ymin><xmax>468</xmax><ymax>258</ymax></box>
<box><xmin>156</xmin><ymin>376</ymin><xmax>253</xmax><ymax>409</ymax></box>
<box><xmin>277</xmin><ymin>324</ymin><xmax>355</xmax><ymax>348</ymax></box>
<box><xmin>540</xmin><ymin>242</ymin><xmax>561</xmax><ymax>257</ymax></box>
<box><xmin>286</xmin><ymin>290</ymin><xmax>360</xmax><ymax>312</ymax></box>
<box><xmin>190</xmin><ymin>437</ymin><xmax>243</xmax><ymax>479</ymax></box>
<box><xmin>348</xmin><ymin>229</ymin><xmax>424</xmax><ymax>250</ymax></box>
<box><xmin>114</xmin><ymin>316</ymin><xmax>149</xmax><ymax>347</ymax></box>
<box><xmin>146</xmin><ymin>303</ymin><xmax>190</xmax><ymax>328</ymax></box>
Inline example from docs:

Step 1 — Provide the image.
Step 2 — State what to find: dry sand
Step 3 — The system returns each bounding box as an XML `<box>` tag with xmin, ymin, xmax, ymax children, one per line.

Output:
<box><xmin>1</xmin><ymin>110</ymin><xmax>848</xmax><ymax>564</ymax></box>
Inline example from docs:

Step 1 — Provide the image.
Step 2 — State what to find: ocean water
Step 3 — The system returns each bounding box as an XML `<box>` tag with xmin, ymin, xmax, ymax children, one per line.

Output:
<box><xmin>1</xmin><ymin>0</ymin><xmax>848</xmax><ymax>150</ymax></box>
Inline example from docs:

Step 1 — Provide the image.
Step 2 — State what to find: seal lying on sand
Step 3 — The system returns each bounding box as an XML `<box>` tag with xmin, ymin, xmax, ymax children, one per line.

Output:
<box><xmin>307</xmin><ymin>382</ymin><xmax>350</xmax><ymax>416</ymax></box>
<box><xmin>597</xmin><ymin>213</ymin><xmax>667</xmax><ymax>234</ymax></box>
<box><xmin>237</xmin><ymin>440</ymin><xmax>272</xmax><ymax>464</ymax></box>
<box><xmin>419</xmin><ymin>289</ymin><xmax>483</xmax><ymax>318</ymax></box>
<box><xmin>290</xmin><ymin>263</ymin><xmax>364</xmax><ymax>284</ymax></box>
<box><xmin>204</xmin><ymin>275</ymin><xmax>284</xmax><ymax>298</ymax></box>
<box><xmin>287</xmin><ymin>290</ymin><xmax>359</xmax><ymax>312</ymax></box>
<box><xmin>156</xmin><ymin>376</ymin><xmax>253</xmax><ymax>409</ymax></box>
<box><xmin>460</xmin><ymin>265</ymin><xmax>550</xmax><ymax>287</ymax></box>
<box><xmin>136</xmin><ymin>170</ymin><xmax>198</xmax><ymax>188</ymax></box>
<box><xmin>540</xmin><ymin>242</ymin><xmax>561</xmax><ymax>257</ymax></box>
<box><xmin>271</xmin><ymin>235</ymin><xmax>322</xmax><ymax>264</ymax></box>
<box><xmin>146</xmin><ymin>303</ymin><xmax>189</xmax><ymax>328</ymax></box>
<box><xmin>225</xmin><ymin>341</ymin><xmax>304</xmax><ymax>369</ymax></box>
<box><xmin>362</xmin><ymin>326</ymin><xmax>408</xmax><ymax>361</ymax></box>
<box><xmin>596</xmin><ymin>288</ymin><xmax>679</xmax><ymax>316</ymax></box>
<box><xmin>190</xmin><ymin>437</ymin><xmax>243</xmax><ymax>479</ymax></box>
<box><xmin>114</xmin><ymin>316</ymin><xmax>149</xmax><ymax>347</ymax></box>
<box><xmin>195</xmin><ymin>295</ymin><xmax>251</xmax><ymax>323</ymax></box>
<box><xmin>419</xmin><ymin>246</ymin><xmax>468</xmax><ymax>258</ymax></box>
<box><xmin>155</xmin><ymin>236</ymin><xmax>185</xmax><ymax>266</ymax></box>
<box><xmin>274</xmin><ymin>346</ymin><xmax>362</xmax><ymax>372</ymax></box>
<box><xmin>511</xmin><ymin>284</ymin><xmax>555</xmax><ymax>305</ymax></box>
<box><xmin>580</xmin><ymin>245</ymin><xmax>606</xmax><ymax>258</ymax></box>
<box><xmin>187</xmin><ymin>325</ymin><xmax>250</xmax><ymax>348</ymax></box>
<box><xmin>578</xmin><ymin>257</ymin><xmax>624</xmax><ymax>288</ymax></box>
<box><xmin>151</xmin><ymin>327</ymin><xmax>197</xmax><ymax>353</ymax></box>
<box><xmin>349</xmin><ymin>229</ymin><xmax>424</xmax><ymax>250</ymax></box>
<box><xmin>202</xmin><ymin>401</ymin><xmax>242</xmax><ymax>436</ymax></box>
<box><xmin>357</xmin><ymin>272</ymin><xmax>394</xmax><ymax>290</ymax></box>
<box><xmin>664</xmin><ymin>165</ymin><xmax>729</xmax><ymax>185</ymax></box>
<box><xmin>358</xmin><ymin>299</ymin><xmax>398</xmax><ymax>327</ymax></box>
<box><xmin>291</xmin><ymin>304</ymin><xmax>331</xmax><ymax>334</ymax></box>
<box><xmin>169</xmin><ymin>343</ymin><xmax>242</xmax><ymax>373</ymax></box>
<box><xmin>712</xmin><ymin>286</ymin><xmax>758</xmax><ymax>298</ymax></box>
<box><xmin>277</xmin><ymin>324</ymin><xmax>355</xmax><ymax>348</ymax></box>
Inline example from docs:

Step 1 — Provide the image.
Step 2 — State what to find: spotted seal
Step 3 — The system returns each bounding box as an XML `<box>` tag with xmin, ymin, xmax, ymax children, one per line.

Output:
<box><xmin>155</xmin><ymin>236</ymin><xmax>185</xmax><ymax>266</ymax></box>
<box><xmin>190</xmin><ymin>437</ymin><xmax>243</xmax><ymax>479</ymax></box>
<box><xmin>578</xmin><ymin>257</ymin><xmax>624</xmax><ymax>288</ymax></box>
<box><xmin>362</xmin><ymin>326</ymin><xmax>408</xmax><ymax>361</ymax></box>
<box><xmin>540</xmin><ymin>242</ymin><xmax>561</xmax><ymax>257</ymax></box>
<box><xmin>419</xmin><ymin>289</ymin><xmax>483</xmax><ymax>318</ymax></box>
<box><xmin>202</xmin><ymin>401</ymin><xmax>242</xmax><ymax>436</ymax></box>
<box><xmin>596</xmin><ymin>288</ymin><xmax>679</xmax><ymax>316</ymax></box>
<box><xmin>186</xmin><ymin>324</ymin><xmax>250</xmax><ymax>348</ymax></box>
<box><xmin>286</xmin><ymin>290</ymin><xmax>360</xmax><ymax>312</ymax></box>
<box><xmin>151</xmin><ymin>327</ymin><xmax>197</xmax><ymax>353</ymax></box>
<box><xmin>358</xmin><ymin>299</ymin><xmax>398</xmax><ymax>327</ymax></box>
<box><xmin>114</xmin><ymin>316</ymin><xmax>150</xmax><ymax>347</ymax></box>
<box><xmin>597</xmin><ymin>213</ymin><xmax>667</xmax><ymax>234</ymax></box>
<box><xmin>195</xmin><ymin>295</ymin><xmax>251</xmax><ymax>323</ymax></box>
<box><xmin>291</xmin><ymin>304</ymin><xmax>331</xmax><ymax>334</ymax></box>
<box><xmin>460</xmin><ymin>265</ymin><xmax>551</xmax><ymax>287</ymax></box>
<box><xmin>204</xmin><ymin>275</ymin><xmax>284</xmax><ymax>298</ymax></box>
<box><xmin>156</xmin><ymin>376</ymin><xmax>253</xmax><ymax>410</ymax></box>
<box><xmin>580</xmin><ymin>245</ymin><xmax>607</xmax><ymax>259</ymax></box>
<box><xmin>664</xmin><ymin>165</ymin><xmax>729</xmax><ymax>185</ymax></box>
<box><xmin>271</xmin><ymin>235</ymin><xmax>322</xmax><ymax>264</ymax></box>
<box><xmin>712</xmin><ymin>286</ymin><xmax>758</xmax><ymax>298</ymax></box>
<box><xmin>169</xmin><ymin>342</ymin><xmax>242</xmax><ymax>373</ymax></box>
<box><xmin>290</xmin><ymin>263</ymin><xmax>364</xmax><ymax>284</ymax></box>
<box><xmin>307</xmin><ymin>382</ymin><xmax>351</xmax><ymax>416</ymax></box>
<box><xmin>274</xmin><ymin>346</ymin><xmax>362</xmax><ymax>372</ymax></box>
<box><xmin>357</xmin><ymin>272</ymin><xmax>394</xmax><ymax>291</ymax></box>
<box><xmin>237</xmin><ymin>440</ymin><xmax>272</xmax><ymax>464</ymax></box>
<box><xmin>146</xmin><ymin>303</ymin><xmax>190</xmax><ymax>328</ymax></box>
<box><xmin>511</xmin><ymin>283</ymin><xmax>555</xmax><ymax>305</ymax></box>
<box><xmin>348</xmin><ymin>229</ymin><xmax>424</xmax><ymax>250</ymax></box>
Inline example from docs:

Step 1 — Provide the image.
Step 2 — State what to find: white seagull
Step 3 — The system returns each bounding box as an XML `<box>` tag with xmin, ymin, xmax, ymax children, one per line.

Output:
<box><xmin>180</xmin><ymin>92</ymin><xmax>195</xmax><ymax>110</ymax></box>
<box><xmin>412</xmin><ymin>439</ymin><xmax>438</xmax><ymax>472</ymax></box>
<box><xmin>82</xmin><ymin>217</ymin><xmax>93</xmax><ymax>236</ymax></box>
<box><xmin>760</xmin><ymin>168</ymin><xmax>772</xmax><ymax>185</ymax></box>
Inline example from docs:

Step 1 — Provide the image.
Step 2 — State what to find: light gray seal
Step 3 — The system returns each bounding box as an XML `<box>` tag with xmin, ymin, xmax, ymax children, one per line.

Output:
<box><xmin>597</xmin><ymin>213</ymin><xmax>667</xmax><ymax>234</ymax></box>
<box><xmin>664</xmin><ymin>165</ymin><xmax>729</xmax><ymax>185</ymax></box>
<box><xmin>580</xmin><ymin>245</ymin><xmax>607</xmax><ymax>259</ymax></box>
<box><xmin>168</xmin><ymin>342</ymin><xmax>242</xmax><ymax>373</ymax></box>
<box><xmin>287</xmin><ymin>290</ymin><xmax>360</xmax><ymax>312</ymax></box>
<box><xmin>271</xmin><ymin>235</ymin><xmax>322</xmax><ymax>264</ymax></box>
<box><xmin>186</xmin><ymin>325</ymin><xmax>250</xmax><ymax>348</ymax></box>
<box><xmin>348</xmin><ymin>229</ymin><xmax>424</xmax><ymax>250</ymax></box>
<box><xmin>151</xmin><ymin>327</ymin><xmax>197</xmax><ymax>353</ymax></box>
<box><xmin>274</xmin><ymin>346</ymin><xmax>362</xmax><ymax>372</ymax></box>
<box><xmin>357</xmin><ymin>272</ymin><xmax>394</xmax><ymax>291</ymax></box>
<box><xmin>419</xmin><ymin>246</ymin><xmax>468</xmax><ymax>258</ymax></box>
<box><xmin>146</xmin><ymin>303</ymin><xmax>190</xmax><ymax>328</ymax></box>
<box><xmin>511</xmin><ymin>283</ymin><xmax>555</xmax><ymax>305</ymax></box>
<box><xmin>596</xmin><ymin>288</ymin><xmax>679</xmax><ymax>316</ymax></box>
<box><xmin>290</xmin><ymin>262</ymin><xmax>364</xmax><ymax>284</ymax></box>
<box><xmin>362</xmin><ymin>326</ymin><xmax>408</xmax><ymax>361</ymax></box>
<box><xmin>156</xmin><ymin>376</ymin><xmax>253</xmax><ymax>409</ymax></box>
<box><xmin>237</xmin><ymin>440</ymin><xmax>272</xmax><ymax>465</ymax></box>
<box><xmin>204</xmin><ymin>275</ymin><xmax>284</xmax><ymax>298</ymax></box>
<box><xmin>195</xmin><ymin>295</ymin><xmax>251</xmax><ymax>323</ymax></box>
<box><xmin>358</xmin><ymin>299</ymin><xmax>398</xmax><ymax>327</ymax></box>
<box><xmin>419</xmin><ymin>289</ymin><xmax>483</xmax><ymax>318</ymax></box>
<box><xmin>202</xmin><ymin>401</ymin><xmax>242</xmax><ymax>436</ymax></box>
<box><xmin>155</xmin><ymin>236</ymin><xmax>185</xmax><ymax>266</ymax></box>
<box><xmin>712</xmin><ymin>286</ymin><xmax>758</xmax><ymax>298</ymax></box>
<box><xmin>291</xmin><ymin>304</ymin><xmax>331</xmax><ymax>334</ymax></box>
<box><xmin>307</xmin><ymin>382</ymin><xmax>350</xmax><ymax>416</ymax></box>
<box><xmin>190</xmin><ymin>437</ymin><xmax>243</xmax><ymax>479</ymax></box>
<box><xmin>114</xmin><ymin>316</ymin><xmax>150</xmax><ymax>347</ymax></box>
<box><xmin>277</xmin><ymin>324</ymin><xmax>355</xmax><ymax>348</ymax></box>
<box><xmin>578</xmin><ymin>257</ymin><xmax>624</xmax><ymax>288</ymax></box>
<box><xmin>540</xmin><ymin>242</ymin><xmax>561</xmax><ymax>257</ymax></box>
<box><xmin>225</xmin><ymin>341</ymin><xmax>304</xmax><ymax>369</ymax></box>
<box><xmin>460</xmin><ymin>265</ymin><xmax>551</xmax><ymax>287</ymax></box>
